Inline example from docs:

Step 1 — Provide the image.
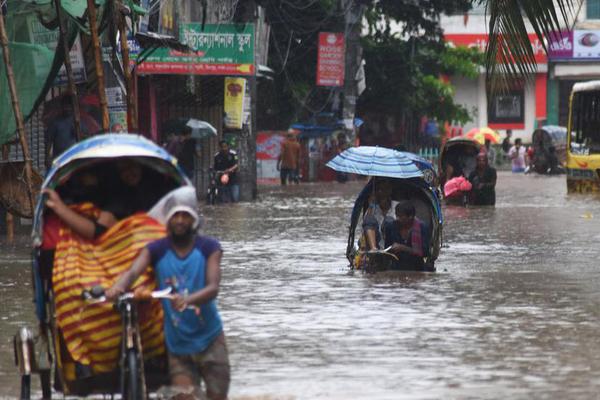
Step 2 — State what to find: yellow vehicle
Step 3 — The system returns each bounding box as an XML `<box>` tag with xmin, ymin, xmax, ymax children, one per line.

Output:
<box><xmin>566</xmin><ymin>81</ymin><xmax>600</xmax><ymax>193</ymax></box>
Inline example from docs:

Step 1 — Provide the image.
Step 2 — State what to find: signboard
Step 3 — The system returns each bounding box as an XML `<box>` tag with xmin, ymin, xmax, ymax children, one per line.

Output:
<box><xmin>548</xmin><ymin>31</ymin><xmax>573</xmax><ymax>59</ymax></box>
<box><xmin>256</xmin><ymin>131</ymin><xmax>286</xmax><ymax>181</ymax></box>
<box><xmin>28</xmin><ymin>17</ymin><xmax>86</xmax><ymax>84</ymax></box>
<box><xmin>445</xmin><ymin>33</ymin><xmax>547</xmax><ymax>64</ymax></box>
<box><xmin>548</xmin><ymin>30</ymin><xmax>600</xmax><ymax>59</ymax></box>
<box><xmin>135</xmin><ymin>23</ymin><xmax>255</xmax><ymax>76</ymax></box>
<box><xmin>316</xmin><ymin>32</ymin><xmax>345</xmax><ymax>86</ymax></box>
<box><xmin>224</xmin><ymin>77</ymin><xmax>246</xmax><ymax>129</ymax></box>
<box><xmin>105</xmin><ymin>86</ymin><xmax>127</xmax><ymax>132</ymax></box>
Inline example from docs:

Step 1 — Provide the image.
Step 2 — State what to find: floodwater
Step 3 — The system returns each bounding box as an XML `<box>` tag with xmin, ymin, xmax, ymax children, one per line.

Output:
<box><xmin>2</xmin><ymin>172</ymin><xmax>600</xmax><ymax>399</ymax></box>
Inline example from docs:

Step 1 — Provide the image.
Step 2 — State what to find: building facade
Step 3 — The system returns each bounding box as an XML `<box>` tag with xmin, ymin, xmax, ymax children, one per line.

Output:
<box><xmin>547</xmin><ymin>0</ymin><xmax>600</xmax><ymax>127</ymax></box>
<box><xmin>441</xmin><ymin>6</ymin><xmax>548</xmax><ymax>143</ymax></box>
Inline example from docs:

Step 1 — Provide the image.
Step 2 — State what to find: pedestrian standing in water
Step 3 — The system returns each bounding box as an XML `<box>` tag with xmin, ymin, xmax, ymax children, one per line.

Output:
<box><xmin>502</xmin><ymin>129</ymin><xmax>512</xmax><ymax>156</ymax></box>
<box><xmin>277</xmin><ymin>132</ymin><xmax>301</xmax><ymax>185</ymax></box>
<box><xmin>468</xmin><ymin>154</ymin><xmax>497</xmax><ymax>206</ymax></box>
<box><xmin>106</xmin><ymin>187</ymin><xmax>230</xmax><ymax>400</ymax></box>
<box><xmin>509</xmin><ymin>138</ymin><xmax>527</xmax><ymax>173</ymax></box>
<box><xmin>178</xmin><ymin>126</ymin><xmax>199</xmax><ymax>183</ymax></box>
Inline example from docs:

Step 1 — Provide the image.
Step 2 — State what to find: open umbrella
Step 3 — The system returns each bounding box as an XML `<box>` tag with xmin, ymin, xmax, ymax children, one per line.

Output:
<box><xmin>326</xmin><ymin>146</ymin><xmax>423</xmax><ymax>179</ymax></box>
<box><xmin>163</xmin><ymin>118</ymin><xmax>218</xmax><ymax>140</ymax></box>
<box><xmin>464</xmin><ymin>127</ymin><xmax>501</xmax><ymax>144</ymax></box>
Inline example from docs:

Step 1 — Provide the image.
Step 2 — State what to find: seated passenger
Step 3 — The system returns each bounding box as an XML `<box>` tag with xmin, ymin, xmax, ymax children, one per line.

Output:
<box><xmin>361</xmin><ymin>178</ymin><xmax>397</xmax><ymax>250</ymax></box>
<box><xmin>383</xmin><ymin>201</ymin><xmax>429</xmax><ymax>270</ymax></box>
<box><xmin>468</xmin><ymin>154</ymin><xmax>497</xmax><ymax>206</ymax></box>
<box><xmin>43</xmin><ymin>159</ymin><xmax>150</xmax><ymax>240</ymax></box>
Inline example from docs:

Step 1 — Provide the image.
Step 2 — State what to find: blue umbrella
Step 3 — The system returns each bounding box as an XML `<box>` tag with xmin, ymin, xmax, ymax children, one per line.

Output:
<box><xmin>326</xmin><ymin>146</ymin><xmax>423</xmax><ymax>179</ymax></box>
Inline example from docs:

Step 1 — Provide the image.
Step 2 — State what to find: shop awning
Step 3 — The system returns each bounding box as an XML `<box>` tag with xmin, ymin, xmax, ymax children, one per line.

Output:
<box><xmin>553</xmin><ymin>63</ymin><xmax>600</xmax><ymax>78</ymax></box>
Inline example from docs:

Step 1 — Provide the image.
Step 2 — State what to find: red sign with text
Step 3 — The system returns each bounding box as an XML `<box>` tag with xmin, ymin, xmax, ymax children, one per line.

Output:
<box><xmin>444</xmin><ymin>33</ymin><xmax>547</xmax><ymax>64</ymax></box>
<box><xmin>317</xmin><ymin>32</ymin><xmax>345</xmax><ymax>87</ymax></box>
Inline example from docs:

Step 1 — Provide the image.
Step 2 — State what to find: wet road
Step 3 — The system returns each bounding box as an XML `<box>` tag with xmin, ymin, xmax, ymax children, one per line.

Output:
<box><xmin>2</xmin><ymin>172</ymin><xmax>600</xmax><ymax>399</ymax></box>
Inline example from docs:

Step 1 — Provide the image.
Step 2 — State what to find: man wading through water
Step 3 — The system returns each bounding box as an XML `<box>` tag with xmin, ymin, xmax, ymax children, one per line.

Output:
<box><xmin>106</xmin><ymin>187</ymin><xmax>230</xmax><ymax>399</ymax></box>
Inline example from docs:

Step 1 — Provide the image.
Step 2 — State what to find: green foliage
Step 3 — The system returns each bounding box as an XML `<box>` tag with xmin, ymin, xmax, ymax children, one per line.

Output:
<box><xmin>358</xmin><ymin>30</ymin><xmax>482</xmax><ymax>125</ymax></box>
<box><xmin>259</xmin><ymin>0</ymin><xmax>481</xmax><ymax>129</ymax></box>
<box><xmin>481</xmin><ymin>0</ymin><xmax>578</xmax><ymax>93</ymax></box>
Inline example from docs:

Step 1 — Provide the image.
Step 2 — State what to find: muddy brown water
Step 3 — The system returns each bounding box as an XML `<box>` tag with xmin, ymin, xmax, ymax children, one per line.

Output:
<box><xmin>1</xmin><ymin>172</ymin><xmax>600</xmax><ymax>399</ymax></box>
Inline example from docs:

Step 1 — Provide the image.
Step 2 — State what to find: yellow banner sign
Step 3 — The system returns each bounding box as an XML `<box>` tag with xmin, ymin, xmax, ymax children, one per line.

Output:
<box><xmin>224</xmin><ymin>77</ymin><xmax>246</xmax><ymax>130</ymax></box>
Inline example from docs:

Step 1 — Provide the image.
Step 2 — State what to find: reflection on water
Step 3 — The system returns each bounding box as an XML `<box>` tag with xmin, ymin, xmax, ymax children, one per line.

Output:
<box><xmin>2</xmin><ymin>173</ymin><xmax>600</xmax><ymax>399</ymax></box>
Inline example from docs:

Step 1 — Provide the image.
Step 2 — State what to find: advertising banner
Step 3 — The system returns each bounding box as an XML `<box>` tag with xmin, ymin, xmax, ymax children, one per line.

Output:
<box><xmin>28</xmin><ymin>16</ymin><xmax>86</xmax><ymax>84</ymax></box>
<box><xmin>135</xmin><ymin>23</ymin><xmax>255</xmax><ymax>76</ymax></box>
<box><xmin>445</xmin><ymin>33</ymin><xmax>547</xmax><ymax>64</ymax></box>
<box><xmin>256</xmin><ymin>131</ymin><xmax>286</xmax><ymax>181</ymax></box>
<box><xmin>548</xmin><ymin>30</ymin><xmax>600</xmax><ymax>59</ymax></box>
<box><xmin>573</xmin><ymin>30</ymin><xmax>600</xmax><ymax>58</ymax></box>
<box><xmin>548</xmin><ymin>31</ymin><xmax>574</xmax><ymax>59</ymax></box>
<box><xmin>316</xmin><ymin>32</ymin><xmax>345</xmax><ymax>86</ymax></box>
<box><xmin>224</xmin><ymin>77</ymin><xmax>246</xmax><ymax>130</ymax></box>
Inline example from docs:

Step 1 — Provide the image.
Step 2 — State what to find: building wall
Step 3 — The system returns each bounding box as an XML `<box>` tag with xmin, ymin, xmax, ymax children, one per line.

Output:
<box><xmin>441</xmin><ymin>14</ymin><xmax>546</xmax><ymax>143</ymax></box>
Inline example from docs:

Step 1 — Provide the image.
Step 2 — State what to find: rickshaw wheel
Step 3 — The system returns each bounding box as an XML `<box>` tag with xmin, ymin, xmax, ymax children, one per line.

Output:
<box><xmin>40</xmin><ymin>370</ymin><xmax>52</xmax><ymax>399</ymax></box>
<box><xmin>124</xmin><ymin>349</ymin><xmax>142</xmax><ymax>400</ymax></box>
<box><xmin>20</xmin><ymin>374</ymin><xmax>31</xmax><ymax>400</ymax></box>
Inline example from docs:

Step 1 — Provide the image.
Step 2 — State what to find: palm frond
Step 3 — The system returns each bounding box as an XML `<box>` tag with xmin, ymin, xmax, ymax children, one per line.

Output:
<box><xmin>483</xmin><ymin>0</ymin><xmax>581</xmax><ymax>93</ymax></box>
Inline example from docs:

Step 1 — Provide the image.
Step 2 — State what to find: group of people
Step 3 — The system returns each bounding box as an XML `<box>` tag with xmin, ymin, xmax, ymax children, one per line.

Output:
<box><xmin>41</xmin><ymin>169</ymin><xmax>230</xmax><ymax>399</ymax></box>
<box><xmin>502</xmin><ymin>129</ymin><xmax>563</xmax><ymax>175</ymax></box>
<box><xmin>444</xmin><ymin>144</ymin><xmax>497</xmax><ymax>207</ymax></box>
<box><xmin>360</xmin><ymin>179</ymin><xmax>430</xmax><ymax>271</ymax></box>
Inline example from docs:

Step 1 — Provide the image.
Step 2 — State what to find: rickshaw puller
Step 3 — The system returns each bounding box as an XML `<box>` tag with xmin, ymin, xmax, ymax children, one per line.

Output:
<box><xmin>106</xmin><ymin>189</ymin><xmax>230</xmax><ymax>400</ymax></box>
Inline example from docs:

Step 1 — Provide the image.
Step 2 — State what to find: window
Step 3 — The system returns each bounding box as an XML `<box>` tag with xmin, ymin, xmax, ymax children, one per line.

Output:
<box><xmin>587</xmin><ymin>0</ymin><xmax>600</xmax><ymax>19</ymax></box>
<box><xmin>487</xmin><ymin>87</ymin><xmax>525</xmax><ymax>124</ymax></box>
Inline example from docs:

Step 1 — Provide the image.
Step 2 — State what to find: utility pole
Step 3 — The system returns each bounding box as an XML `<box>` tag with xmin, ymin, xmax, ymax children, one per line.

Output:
<box><xmin>86</xmin><ymin>0</ymin><xmax>110</xmax><ymax>131</ymax></box>
<box><xmin>117</xmin><ymin>1</ymin><xmax>138</xmax><ymax>132</ymax></box>
<box><xmin>238</xmin><ymin>0</ymin><xmax>258</xmax><ymax>201</ymax></box>
<box><xmin>341</xmin><ymin>0</ymin><xmax>365</xmax><ymax>133</ymax></box>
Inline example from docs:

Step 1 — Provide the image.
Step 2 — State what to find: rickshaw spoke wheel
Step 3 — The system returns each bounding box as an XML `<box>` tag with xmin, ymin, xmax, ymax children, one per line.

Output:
<box><xmin>20</xmin><ymin>374</ymin><xmax>31</xmax><ymax>400</ymax></box>
<box><xmin>124</xmin><ymin>349</ymin><xmax>142</xmax><ymax>400</ymax></box>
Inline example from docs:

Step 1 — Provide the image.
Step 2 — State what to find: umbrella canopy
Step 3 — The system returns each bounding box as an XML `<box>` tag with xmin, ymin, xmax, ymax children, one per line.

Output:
<box><xmin>163</xmin><ymin>118</ymin><xmax>218</xmax><ymax>140</ymax></box>
<box><xmin>326</xmin><ymin>146</ymin><xmax>423</xmax><ymax>179</ymax></box>
<box><xmin>464</xmin><ymin>127</ymin><xmax>501</xmax><ymax>144</ymax></box>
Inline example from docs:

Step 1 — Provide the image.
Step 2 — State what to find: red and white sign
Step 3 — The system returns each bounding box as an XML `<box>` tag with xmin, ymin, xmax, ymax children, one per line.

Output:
<box><xmin>317</xmin><ymin>32</ymin><xmax>345</xmax><ymax>87</ymax></box>
<box><xmin>444</xmin><ymin>33</ymin><xmax>547</xmax><ymax>65</ymax></box>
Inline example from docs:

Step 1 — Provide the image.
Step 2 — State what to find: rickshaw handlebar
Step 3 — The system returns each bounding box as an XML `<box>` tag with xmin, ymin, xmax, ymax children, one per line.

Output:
<box><xmin>81</xmin><ymin>286</ymin><xmax>174</xmax><ymax>303</ymax></box>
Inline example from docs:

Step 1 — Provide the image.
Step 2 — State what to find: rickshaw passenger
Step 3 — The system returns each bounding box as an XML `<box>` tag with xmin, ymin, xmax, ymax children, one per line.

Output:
<box><xmin>362</xmin><ymin>178</ymin><xmax>397</xmax><ymax>250</ymax></box>
<box><xmin>43</xmin><ymin>160</ymin><xmax>152</xmax><ymax>240</ymax></box>
<box><xmin>383</xmin><ymin>201</ymin><xmax>429</xmax><ymax>270</ymax></box>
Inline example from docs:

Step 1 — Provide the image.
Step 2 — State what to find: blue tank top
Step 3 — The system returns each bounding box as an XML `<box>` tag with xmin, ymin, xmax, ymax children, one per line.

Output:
<box><xmin>147</xmin><ymin>236</ymin><xmax>223</xmax><ymax>355</ymax></box>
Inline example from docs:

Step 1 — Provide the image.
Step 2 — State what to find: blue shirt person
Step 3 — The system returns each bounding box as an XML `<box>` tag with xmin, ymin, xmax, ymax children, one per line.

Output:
<box><xmin>107</xmin><ymin>187</ymin><xmax>230</xmax><ymax>399</ymax></box>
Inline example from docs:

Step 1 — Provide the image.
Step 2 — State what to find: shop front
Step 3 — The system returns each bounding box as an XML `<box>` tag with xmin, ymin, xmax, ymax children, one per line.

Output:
<box><xmin>547</xmin><ymin>30</ymin><xmax>600</xmax><ymax>127</ymax></box>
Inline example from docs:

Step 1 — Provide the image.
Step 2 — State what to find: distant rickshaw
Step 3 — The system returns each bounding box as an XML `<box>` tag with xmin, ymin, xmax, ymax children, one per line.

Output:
<box><xmin>440</xmin><ymin>137</ymin><xmax>481</xmax><ymax>204</ymax></box>
<box><xmin>327</xmin><ymin>147</ymin><xmax>443</xmax><ymax>272</ymax></box>
<box><xmin>530</xmin><ymin>126</ymin><xmax>566</xmax><ymax>174</ymax></box>
<box><xmin>15</xmin><ymin>134</ymin><xmax>190</xmax><ymax>399</ymax></box>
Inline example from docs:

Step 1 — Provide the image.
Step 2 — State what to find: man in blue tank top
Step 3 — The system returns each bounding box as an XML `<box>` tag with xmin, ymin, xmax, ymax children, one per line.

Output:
<box><xmin>107</xmin><ymin>187</ymin><xmax>230</xmax><ymax>399</ymax></box>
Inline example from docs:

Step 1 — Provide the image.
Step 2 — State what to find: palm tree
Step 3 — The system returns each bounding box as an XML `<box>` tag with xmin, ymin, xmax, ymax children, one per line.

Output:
<box><xmin>482</xmin><ymin>0</ymin><xmax>581</xmax><ymax>92</ymax></box>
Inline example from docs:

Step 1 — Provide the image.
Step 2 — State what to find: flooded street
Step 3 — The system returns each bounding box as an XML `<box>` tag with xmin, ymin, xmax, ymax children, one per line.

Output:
<box><xmin>2</xmin><ymin>172</ymin><xmax>600</xmax><ymax>399</ymax></box>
